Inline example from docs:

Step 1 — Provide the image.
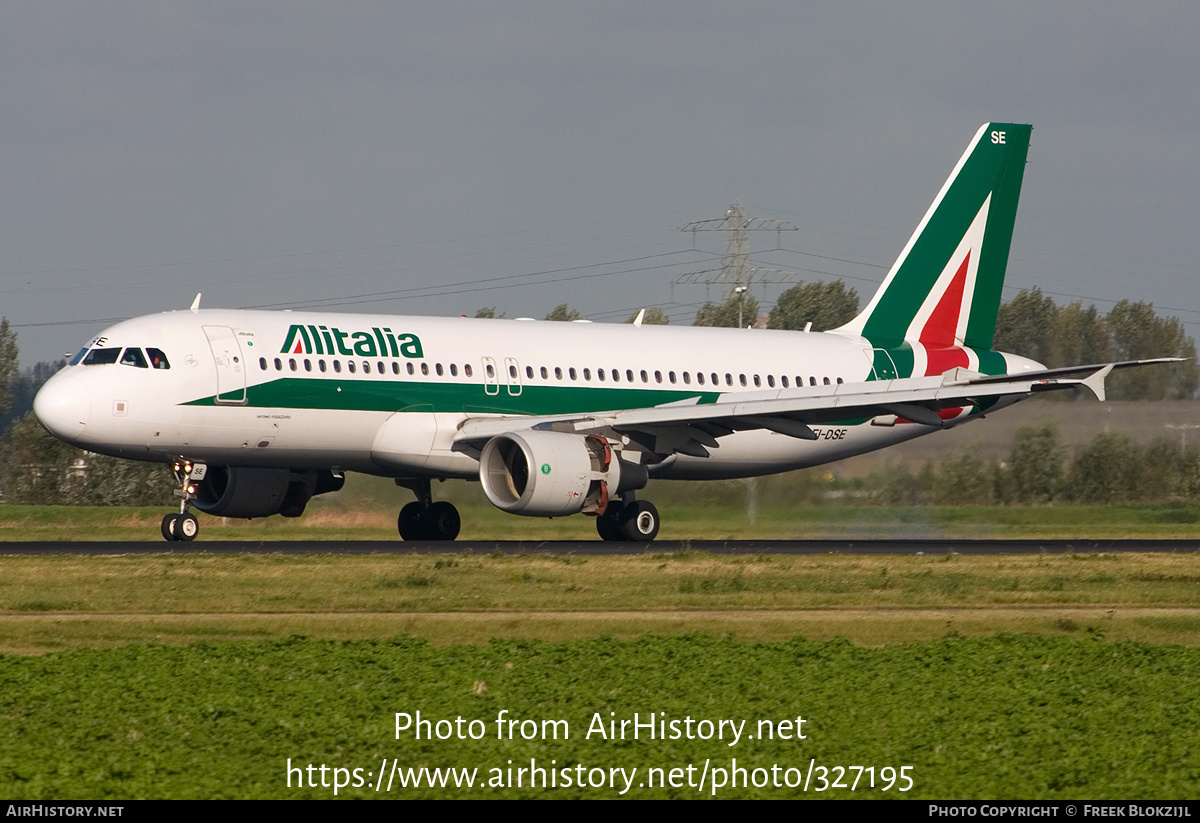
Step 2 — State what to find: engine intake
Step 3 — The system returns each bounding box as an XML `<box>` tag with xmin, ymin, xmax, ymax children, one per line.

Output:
<box><xmin>479</xmin><ymin>431</ymin><xmax>643</xmax><ymax>517</ymax></box>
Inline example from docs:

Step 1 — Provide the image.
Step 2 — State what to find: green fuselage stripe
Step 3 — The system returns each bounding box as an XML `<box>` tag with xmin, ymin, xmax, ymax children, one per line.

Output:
<box><xmin>185</xmin><ymin>377</ymin><xmax>722</xmax><ymax>415</ymax></box>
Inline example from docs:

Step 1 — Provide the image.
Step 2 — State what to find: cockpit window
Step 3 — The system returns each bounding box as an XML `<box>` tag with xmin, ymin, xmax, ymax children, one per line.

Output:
<box><xmin>120</xmin><ymin>348</ymin><xmax>149</xmax><ymax>368</ymax></box>
<box><xmin>81</xmin><ymin>347</ymin><xmax>121</xmax><ymax>366</ymax></box>
<box><xmin>146</xmin><ymin>348</ymin><xmax>170</xmax><ymax>370</ymax></box>
<box><xmin>69</xmin><ymin>347</ymin><xmax>88</xmax><ymax>366</ymax></box>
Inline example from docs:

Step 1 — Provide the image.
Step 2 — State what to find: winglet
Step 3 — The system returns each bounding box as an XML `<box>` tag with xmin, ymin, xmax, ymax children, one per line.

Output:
<box><xmin>633</xmin><ymin>309</ymin><xmax>645</xmax><ymax>327</ymax></box>
<box><xmin>189</xmin><ymin>293</ymin><xmax>202</xmax><ymax>314</ymax></box>
<box><xmin>1079</xmin><ymin>364</ymin><xmax>1114</xmax><ymax>402</ymax></box>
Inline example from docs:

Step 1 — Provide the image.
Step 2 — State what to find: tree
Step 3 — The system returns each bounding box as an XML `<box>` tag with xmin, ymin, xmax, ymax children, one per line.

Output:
<box><xmin>544</xmin><ymin>304</ymin><xmax>583</xmax><ymax>322</ymax></box>
<box><xmin>1</xmin><ymin>359</ymin><xmax>65</xmax><ymax>435</ymax></box>
<box><xmin>1</xmin><ymin>412</ymin><xmax>171</xmax><ymax>506</ymax></box>
<box><xmin>1105</xmin><ymin>300</ymin><xmax>1198</xmax><ymax>400</ymax></box>
<box><xmin>0</xmin><ymin>318</ymin><xmax>17</xmax><ymax>415</ymax></box>
<box><xmin>474</xmin><ymin>307</ymin><xmax>499</xmax><ymax>319</ymax></box>
<box><xmin>1067</xmin><ymin>431</ymin><xmax>1141</xmax><ymax>503</ymax></box>
<box><xmin>625</xmin><ymin>307</ymin><xmax>669</xmax><ymax>325</ymax></box>
<box><xmin>693</xmin><ymin>293</ymin><xmax>759</xmax><ymax>328</ymax></box>
<box><xmin>999</xmin><ymin>423</ymin><xmax>1064</xmax><ymax>503</ymax></box>
<box><xmin>993</xmin><ymin>288</ymin><xmax>1060</xmax><ymax>366</ymax></box>
<box><xmin>767</xmin><ymin>281</ymin><xmax>859</xmax><ymax>331</ymax></box>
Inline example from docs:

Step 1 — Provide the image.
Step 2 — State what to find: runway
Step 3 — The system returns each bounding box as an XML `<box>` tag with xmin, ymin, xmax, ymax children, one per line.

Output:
<box><xmin>2</xmin><ymin>538</ymin><xmax>1200</xmax><ymax>555</ymax></box>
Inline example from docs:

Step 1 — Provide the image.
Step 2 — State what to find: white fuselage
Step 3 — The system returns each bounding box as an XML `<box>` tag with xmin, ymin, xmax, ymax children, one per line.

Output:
<box><xmin>33</xmin><ymin>309</ymin><xmax>1032</xmax><ymax>482</ymax></box>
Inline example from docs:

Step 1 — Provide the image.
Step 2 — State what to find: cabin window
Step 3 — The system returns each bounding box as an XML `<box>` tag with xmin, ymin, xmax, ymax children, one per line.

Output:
<box><xmin>767</xmin><ymin>375</ymin><xmax>775</xmax><ymax>388</ymax></box>
<box><xmin>611</xmin><ymin>369</ymin><xmax>619</xmax><ymax>383</ymax></box>
<box><xmin>668</xmin><ymin>371</ymin><xmax>676</xmax><ymax>384</ymax></box>
<box><xmin>304</xmin><ymin>359</ymin><xmax>313</xmax><ymax>372</ymax></box>
<box><xmin>508</xmin><ymin>364</ymin><xmax>517</xmax><ymax>379</ymax></box>
<box><xmin>598</xmin><ymin>369</ymin><xmax>606</xmax><ymax>382</ymax></box>
<box><xmin>392</xmin><ymin>362</ymin><xmax>400</xmax><ymax>375</ymax></box>
<box><xmin>711</xmin><ymin>373</ymin><xmax>718</xmax><ymax>386</ymax></box>
<box><xmin>823</xmin><ymin>377</ymin><xmax>831</xmax><ymax>385</ymax></box>
<box><xmin>274</xmin><ymin>358</ymin><xmax>282</xmax><ymax>371</ymax></box>
<box><xmin>540</xmin><ymin>366</ymin><xmax>548</xmax><ymax>379</ymax></box>
<box><xmin>289</xmin><ymin>358</ymin><xmax>298</xmax><ymax>372</ymax></box>
<box><xmin>82</xmin><ymin>348</ymin><xmax>121</xmax><ymax>366</ymax></box>
<box><xmin>567</xmin><ymin>367</ymin><xmax>576</xmax><ymax>380</ymax></box>
<box><xmin>555</xmin><ymin>367</ymin><xmax>563</xmax><ymax>380</ymax></box>
<box><xmin>809</xmin><ymin>377</ymin><xmax>817</xmax><ymax>386</ymax></box>
<box><xmin>753</xmin><ymin>375</ymin><xmax>760</xmax><ymax>387</ymax></box>
<box><xmin>682</xmin><ymin>372</ymin><xmax>691</xmax><ymax>385</ymax></box>
<box><xmin>436</xmin><ymin>363</ymin><xmax>444</xmax><ymax>376</ymax></box>
<box><xmin>837</xmin><ymin>377</ymin><xmax>844</xmax><ymax>384</ymax></box>
<box><xmin>464</xmin><ymin>364</ymin><xmax>473</xmax><ymax>377</ymax></box>
<box><xmin>725</xmin><ymin>373</ymin><xmax>733</xmax><ymax>386</ymax></box>
<box><xmin>654</xmin><ymin>370</ymin><xmax>663</xmax><ymax>384</ymax></box>
<box><xmin>146</xmin><ymin>349</ymin><xmax>170</xmax><ymax>370</ymax></box>
<box><xmin>626</xmin><ymin>369</ymin><xmax>634</xmax><ymax>382</ymax></box>
<box><xmin>120</xmin><ymin>348</ymin><xmax>148</xmax><ymax>368</ymax></box>
<box><xmin>739</xmin><ymin>374</ymin><xmax>747</xmax><ymax>387</ymax></box>
<box><xmin>259</xmin><ymin>357</ymin><xmax>268</xmax><ymax>370</ymax></box>
<box><xmin>525</xmin><ymin>366</ymin><xmax>534</xmax><ymax>379</ymax></box>
<box><xmin>378</xmin><ymin>361</ymin><xmax>385</xmax><ymax>374</ymax></box>
<box><xmin>486</xmin><ymin>364</ymin><xmax>495</xmax><ymax>378</ymax></box>
<box><xmin>333</xmin><ymin>360</ymin><xmax>342</xmax><ymax>373</ymax></box>
<box><xmin>408</xmin><ymin>363</ymin><xmax>415</xmax><ymax>375</ymax></box>
<box><xmin>69</xmin><ymin>348</ymin><xmax>88</xmax><ymax>366</ymax></box>
<box><xmin>781</xmin><ymin>375</ymin><xmax>789</xmax><ymax>388</ymax></box>
<box><xmin>319</xmin><ymin>360</ymin><xmax>328</xmax><ymax>373</ymax></box>
<box><xmin>583</xmin><ymin>368</ymin><xmax>591</xmax><ymax>381</ymax></box>
<box><xmin>696</xmin><ymin>372</ymin><xmax>704</xmax><ymax>385</ymax></box>
<box><xmin>450</xmin><ymin>363</ymin><xmax>458</xmax><ymax>377</ymax></box>
<box><xmin>640</xmin><ymin>370</ymin><xmax>648</xmax><ymax>383</ymax></box>
<box><xmin>347</xmin><ymin>361</ymin><xmax>356</xmax><ymax>374</ymax></box>
<box><xmin>421</xmin><ymin>363</ymin><xmax>429</xmax><ymax>376</ymax></box>
<box><xmin>363</xmin><ymin>362</ymin><xmax>371</xmax><ymax>374</ymax></box>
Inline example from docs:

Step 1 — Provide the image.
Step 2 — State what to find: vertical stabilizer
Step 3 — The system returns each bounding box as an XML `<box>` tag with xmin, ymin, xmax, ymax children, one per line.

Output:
<box><xmin>836</xmin><ymin>123</ymin><xmax>1031</xmax><ymax>350</ymax></box>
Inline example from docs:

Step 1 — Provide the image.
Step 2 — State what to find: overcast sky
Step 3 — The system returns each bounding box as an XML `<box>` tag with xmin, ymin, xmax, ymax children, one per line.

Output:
<box><xmin>3</xmin><ymin>2</ymin><xmax>1199</xmax><ymax>366</ymax></box>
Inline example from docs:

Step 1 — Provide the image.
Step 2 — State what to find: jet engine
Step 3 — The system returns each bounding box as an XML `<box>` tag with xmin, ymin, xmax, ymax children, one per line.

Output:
<box><xmin>479</xmin><ymin>431</ymin><xmax>645</xmax><ymax>517</ymax></box>
<box><xmin>191</xmin><ymin>466</ymin><xmax>345</xmax><ymax>519</ymax></box>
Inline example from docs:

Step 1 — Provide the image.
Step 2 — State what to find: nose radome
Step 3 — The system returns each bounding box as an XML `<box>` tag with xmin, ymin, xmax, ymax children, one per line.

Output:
<box><xmin>33</xmin><ymin>374</ymin><xmax>90</xmax><ymax>441</ymax></box>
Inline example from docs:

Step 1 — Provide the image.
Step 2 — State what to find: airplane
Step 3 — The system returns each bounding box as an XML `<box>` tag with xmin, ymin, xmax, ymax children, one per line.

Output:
<box><xmin>32</xmin><ymin>123</ymin><xmax>1177</xmax><ymax>543</ymax></box>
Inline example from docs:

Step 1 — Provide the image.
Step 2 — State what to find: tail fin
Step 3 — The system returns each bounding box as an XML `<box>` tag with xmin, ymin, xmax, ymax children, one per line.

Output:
<box><xmin>836</xmin><ymin>123</ymin><xmax>1031</xmax><ymax>350</ymax></box>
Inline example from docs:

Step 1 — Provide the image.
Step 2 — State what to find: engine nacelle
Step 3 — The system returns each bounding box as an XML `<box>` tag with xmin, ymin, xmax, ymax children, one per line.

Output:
<box><xmin>479</xmin><ymin>431</ymin><xmax>643</xmax><ymax>517</ymax></box>
<box><xmin>191</xmin><ymin>466</ymin><xmax>344</xmax><ymax>519</ymax></box>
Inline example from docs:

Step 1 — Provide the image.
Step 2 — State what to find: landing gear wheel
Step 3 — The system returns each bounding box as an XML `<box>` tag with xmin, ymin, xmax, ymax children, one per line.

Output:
<box><xmin>619</xmin><ymin>501</ymin><xmax>660</xmax><ymax>542</ymax></box>
<box><xmin>595</xmin><ymin>502</ymin><xmax>626</xmax><ymax>542</ymax></box>
<box><xmin>422</xmin><ymin>501</ymin><xmax>461</xmax><ymax>541</ymax></box>
<box><xmin>172</xmin><ymin>512</ymin><xmax>199</xmax><ymax>542</ymax></box>
<box><xmin>398</xmin><ymin>502</ymin><xmax>424</xmax><ymax>541</ymax></box>
<box><xmin>161</xmin><ymin>514</ymin><xmax>180</xmax><ymax>542</ymax></box>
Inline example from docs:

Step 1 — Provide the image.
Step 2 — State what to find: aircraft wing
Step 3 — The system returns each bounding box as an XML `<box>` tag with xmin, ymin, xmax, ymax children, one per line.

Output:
<box><xmin>453</xmin><ymin>359</ymin><xmax>1178</xmax><ymax>459</ymax></box>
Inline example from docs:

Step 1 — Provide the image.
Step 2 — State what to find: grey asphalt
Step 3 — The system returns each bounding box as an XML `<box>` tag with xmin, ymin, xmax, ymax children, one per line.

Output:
<box><xmin>2</xmin><ymin>539</ymin><xmax>1199</xmax><ymax>555</ymax></box>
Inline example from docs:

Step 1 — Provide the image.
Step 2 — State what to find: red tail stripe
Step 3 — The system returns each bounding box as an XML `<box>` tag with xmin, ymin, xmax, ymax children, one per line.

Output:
<box><xmin>919</xmin><ymin>251</ymin><xmax>970</xmax><ymax>347</ymax></box>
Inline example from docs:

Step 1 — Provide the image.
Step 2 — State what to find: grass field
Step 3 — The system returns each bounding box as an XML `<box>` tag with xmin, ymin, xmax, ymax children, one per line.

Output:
<box><xmin>3</xmin><ymin>501</ymin><xmax>1199</xmax><ymax>798</ymax></box>
<box><xmin>5</xmin><ymin>499</ymin><xmax>1200</xmax><ymax>541</ymax></box>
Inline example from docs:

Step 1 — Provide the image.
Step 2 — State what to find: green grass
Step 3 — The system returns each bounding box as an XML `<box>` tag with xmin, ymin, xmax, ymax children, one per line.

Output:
<box><xmin>6</xmin><ymin>501</ymin><xmax>1200</xmax><ymax>541</ymax></box>
<box><xmin>2</xmin><ymin>634</ymin><xmax>1198</xmax><ymax>799</ymax></box>
<box><xmin>2</xmin><ymin>552</ymin><xmax>1200</xmax><ymax>653</ymax></box>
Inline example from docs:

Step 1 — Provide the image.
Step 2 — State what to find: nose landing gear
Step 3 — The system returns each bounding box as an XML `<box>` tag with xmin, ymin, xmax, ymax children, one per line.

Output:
<box><xmin>161</xmin><ymin>460</ymin><xmax>203</xmax><ymax>542</ymax></box>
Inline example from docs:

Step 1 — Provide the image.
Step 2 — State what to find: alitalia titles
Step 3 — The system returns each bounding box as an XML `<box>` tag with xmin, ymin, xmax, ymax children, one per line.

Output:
<box><xmin>281</xmin><ymin>325</ymin><xmax>424</xmax><ymax>359</ymax></box>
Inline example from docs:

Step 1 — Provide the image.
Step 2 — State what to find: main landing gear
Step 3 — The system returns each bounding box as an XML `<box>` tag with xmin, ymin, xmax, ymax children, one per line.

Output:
<box><xmin>396</xmin><ymin>479</ymin><xmax>461</xmax><ymax>541</ymax></box>
<box><xmin>162</xmin><ymin>460</ymin><xmax>201</xmax><ymax>542</ymax></box>
<box><xmin>594</xmin><ymin>495</ymin><xmax>660</xmax><ymax>543</ymax></box>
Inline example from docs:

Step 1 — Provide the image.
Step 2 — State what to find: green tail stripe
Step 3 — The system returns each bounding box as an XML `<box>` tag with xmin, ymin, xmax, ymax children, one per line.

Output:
<box><xmin>860</xmin><ymin>123</ymin><xmax>1031</xmax><ymax>348</ymax></box>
